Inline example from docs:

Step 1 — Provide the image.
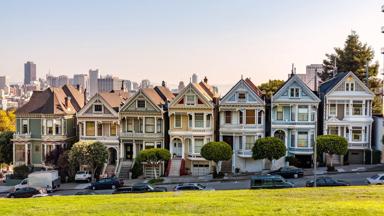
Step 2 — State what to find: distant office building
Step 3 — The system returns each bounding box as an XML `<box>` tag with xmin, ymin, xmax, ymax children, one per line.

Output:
<box><xmin>46</xmin><ymin>75</ymin><xmax>69</xmax><ymax>87</ymax></box>
<box><xmin>132</xmin><ymin>82</ymin><xmax>139</xmax><ymax>90</ymax></box>
<box><xmin>24</xmin><ymin>61</ymin><xmax>37</xmax><ymax>85</ymax></box>
<box><xmin>123</xmin><ymin>80</ymin><xmax>132</xmax><ymax>92</ymax></box>
<box><xmin>89</xmin><ymin>69</ymin><xmax>99</xmax><ymax>97</ymax></box>
<box><xmin>192</xmin><ymin>73</ymin><xmax>198</xmax><ymax>83</ymax></box>
<box><xmin>98</xmin><ymin>75</ymin><xmax>121</xmax><ymax>93</ymax></box>
<box><xmin>73</xmin><ymin>74</ymin><xmax>88</xmax><ymax>90</ymax></box>
<box><xmin>141</xmin><ymin>79</ymin><xmax>151</xmax><ymax>88</ymax></box>
<box><xmin>0</xmin><ymin>76</ymin><xmax>8</xmax><ymax>90</ymax></box>
<box><xmin>178</xmin><ymin>81</ymin><xmax>185</xmax><ymax>92</ymax></box>
<box><xmin>288</xmin><ymin>64</ymin><xmax>323</xmax><ymax>91</ymax></box>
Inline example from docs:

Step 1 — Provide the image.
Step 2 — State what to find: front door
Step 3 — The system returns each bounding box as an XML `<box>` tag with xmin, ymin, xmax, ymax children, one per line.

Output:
<box><xmin>173</xmin><ymin>140</ymin><xmax>182</xmax><ymax>157</ymax></box>
<box><xmin>223</xmin><ymin>136</ymin><xmax>234</xmax><ymax>149</ymax></box>
<box><xmin>125</xmin><ymin>143</ymin><xmax>133</xmax><ymax>160</ymax></box>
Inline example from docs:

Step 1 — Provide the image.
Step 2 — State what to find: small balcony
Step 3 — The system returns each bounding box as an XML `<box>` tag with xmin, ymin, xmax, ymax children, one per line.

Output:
<box><xmin>237</xmin><ymin>149</ymin><xmax>252</xmax><ymax>158</ymax></box>
<box><xmin>288</xmin><ymin>147</ymin><xmax>313</xmax><ymax>154</ymax></box>
<box><xmin>41</xmin><ymin>134</ymin><xmax>68</xmax><ymax>141</ymax></box>
<box><xmin>13</xmin><ymin>133</ymin><xmax>31</xmax><ymax>140</ymax></box>
<box><xmin>80</xmin><ymin>136</ymin><xmax>119</xmax><ymax>142</ymax></box>
<box><xmin>349</xmin><ymin>142</ymin><xmax>369</xmax><ymax>149</ymax></box>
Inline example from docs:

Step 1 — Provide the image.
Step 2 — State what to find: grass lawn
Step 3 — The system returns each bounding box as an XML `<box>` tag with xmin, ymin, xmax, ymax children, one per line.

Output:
<box><xmin>1</xmin><ymin>186</ymin><xmax>384</xmax><ymax>215</ymax></box>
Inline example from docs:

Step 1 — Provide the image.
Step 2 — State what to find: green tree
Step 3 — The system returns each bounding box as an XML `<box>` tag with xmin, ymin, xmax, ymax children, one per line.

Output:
<box><xmin>200</xmin><ymin>142</ymin><xmax>232</xmax><ymax>175</ymax></box>
<box><xmin>257</xmin><ymin>80</ymin><xmax>285</xmax><ymax>98</ymax></box>
<box><xmin>136</xmin><ymin>148</ymin><xmax>171</xmax><ymax>179</ymax></box>
<box><xmin>0</xmin><ymin>131</ymin><xmax>13</xmax><ymax>164</ymax></box>
<box><xmin>252</xmin><ymin>137</ymin><xmax>286</xmax><ymax>169</ymax></box>
<box><xmin>321</xmin><ymin>31</ymin><xmax>382</xmax><ymax>114</ymax></box>
<box><xmin>316</xmin><ymin>135</ymin><xmax>348</xmax><ymax>170</ymax></box>
<box><xmin>69</xmin><ymin>141</ymin><xmax>108</xmax><ymax>181</ymax></box>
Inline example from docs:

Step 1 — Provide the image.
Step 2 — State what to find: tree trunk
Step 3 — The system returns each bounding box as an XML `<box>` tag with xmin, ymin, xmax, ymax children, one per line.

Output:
<box><xmin>153</xmin><ymin>163</ymin><xmax>158</xmax><ymax>179</ymax></box>
<box><xmin>330</xmin><ymin>154</ymin><xmax>334</xmax><ymax>168</ymax></box>
<box><xmin>92</xmin><ymin>167</ymin><xmax>97</xmax><ymax>183</ymax></box>
<box><xmin>216</xmin><ymin>161</ymin><xmax>222</xmax><ymax>174</ymax></box>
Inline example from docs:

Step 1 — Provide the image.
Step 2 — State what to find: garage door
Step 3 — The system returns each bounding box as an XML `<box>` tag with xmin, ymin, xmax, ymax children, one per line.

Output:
<box><xmin>348</xmin><ymin>150</ymin><xmax>363</xmax><ymax>164</ymax></box>
<box><xmin>191</xmin><ymin>162</ymin><xmax>210</xmax><ymax>176</ymax></box>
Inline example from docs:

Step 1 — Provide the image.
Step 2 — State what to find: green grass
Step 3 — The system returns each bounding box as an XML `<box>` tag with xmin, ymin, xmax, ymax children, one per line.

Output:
<box><xmin>1</xmin><ymin>186</ymin><xmax>384</xmax><ymax>215</ymax></box>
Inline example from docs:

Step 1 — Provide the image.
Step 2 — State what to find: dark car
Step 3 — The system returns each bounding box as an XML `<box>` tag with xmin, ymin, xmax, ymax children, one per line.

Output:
<box><xmin>75</xmin><ymin>191</ymin><xmax>96</xmax><ymax>195</ymax></box>
<box><xmin>112</xmin><ymin>187</ymin><xmax>133</xmax><ymax>194</ymax></box>
<box><xmin>306</xmin><ymin>177</ymin><xmax>350</xmax><ymax>187</ymax></box>
<box><xmin>7</xmin><ymin>187</ymin><xmax>44</xmax><ymax>198</ymax></box>
<box><xmin>250</xmin><ymin>175</ymin><xmax>294</xmax><ymax>189</ymax></box>
<box><xmin>268</xmin><ymin>166</ymin><xmax>304</xmax><ymax>179</ymax></box>
<box><xmin>131</xmin><ymin>183</ymin><xmax>167</xmax><ymax>193</ymax></box>
<box><xmin>90</xmin><ymin>177</ymin><xmax>123</xmax><ymax>190</ymax></box>
<box><xmin>174</xmin><ymin>183</ymin><xmax>214</xmax><ymax>191</ymax></box>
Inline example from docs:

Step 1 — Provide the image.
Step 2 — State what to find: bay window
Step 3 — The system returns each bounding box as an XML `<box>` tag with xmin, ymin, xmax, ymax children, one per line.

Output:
<box><xmin>276</xmin><ymin>106</ymin><xmax>283</xmax><ymax>121</ymax></box>
<box><xmin>353</xmin><ymin>101</ymin><xmax>363</xmax><ymax>115</ymax></box>
<box><xmin>127</xmin><ymin>118</ymin><xmax>134</xmax><ymax>132</ymax></box>
<box><xmin>225</xmin><ymin>111</ymin><xmax>232</xmax><ymax>124</ymax></box>
<box><xmin>46</xmin><ymin>120</ymin><xmax>53</xmax><ymax>135</ymax></box>
<box><xmin>145</xmin><ymin>117</ymin><xmax>155</xmax><ymax>133</ymax></box>
<box><xmin>175</xmin><ymin>114</ymin><xmax>182</xmax><ymax>128</ymax></box>
<box><xmin>195</xmin><ymin>113</ymin><xmax>204</xmax><ymax>128</ymax></box>
<box><xmin>55</xmin><ymin>120</ymin><xmax>61</xmax><ymax>135</ymax></box>
<box><xmin>245</xmin><ymin>136</ymin><xmax>255</xmax><ymax>150</ymax></box>
<box><xmin>110</xmin><ymin>123</ymin><xmax>117</xmax><ymax>136</ymax></box>
<box><xmin>157</xmin><ymin>119</ymin><xmax>162</xmax><ymax>133</ymax></box>
<box><xmin>297</xmin><ymin>132</ymin><xmax>309</xmax><ymax>147</ymax></box>
<box><xmin>194</xmin><ymin>138</ymin><xmax>204</xmax><ymax>153</ymax></box>
<box><xmin>352</xmin><ymin>127</ymin><xmax>362</xmax><ymax>141</ymax></box>
<box><xmin>298</xmin><ymin>106</ymin><xmax>308</xmax><ymax>121</ymax></box>
<box><xmin>329</xmin><ymin>104</ymin><xmax>336</xmax><ymax>116</ymax></box>
<box><xmin>246</xmin><ymin>110</ymin><xmax>255</xmax><ymax>124</ymax></box>
<box><xmin>86</xmin><ymin>122</ymin><xmax>95</xmax><ymax>136</ymax></box>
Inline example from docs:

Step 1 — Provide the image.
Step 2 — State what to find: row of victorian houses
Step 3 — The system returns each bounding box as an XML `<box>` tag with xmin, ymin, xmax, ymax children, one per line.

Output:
<box><xmin>11</xmin><ymin>71</ymin><xmax>379</xmax><ymax>177</ymax></box>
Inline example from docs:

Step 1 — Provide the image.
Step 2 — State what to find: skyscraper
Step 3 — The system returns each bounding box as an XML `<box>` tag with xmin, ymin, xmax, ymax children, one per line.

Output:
<box><xmin>73</xmin><ymin>74</ymin><xmax>88</xmax><ymax>90</ymax></box>
<box><xmin>24</xmin><ymin>61</ymin><xmax>37</xmax><ymax>85</ymax></box>
<box><xmin>97</xmin><ymin>75</ymin><xmax>121</xmax><ymax>93</ymax></box>
<box><xmin>89</xmin><ymin>69</ymin><xmax>99</xmax><ymax>97</ymax></box>
<box><xmin>0</xmin><ymin>76</ymin><xmax>8</xmax><ymax>90</ymax></box>
<box><xmin>192</xmin><ymin>73</ymin><xmax>198</xmax><ymax>83</ymax></box>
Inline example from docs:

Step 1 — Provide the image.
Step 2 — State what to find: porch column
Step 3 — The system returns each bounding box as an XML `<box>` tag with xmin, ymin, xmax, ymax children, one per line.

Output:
<box><xmin>154</xmin><ymin>118</ymin><xmax>157</xmax><ymax>133</ymax></box>
<box><xmin>192</xmin><ymin>138</ymin><xmax>195</xmax><ymax>154</ymax></box>
<box><xmin>83</xmin><ymin>122</ymin><xmax>86</xmax><ymax>136</ymax></box>
<box><xmin>295</xmin><ymin>104</ymin><xmax>298</xmax><ymax>122</ymax></box>
<box><xmin>120</xmin><ymin>142</ymin><xmax>124</xmax><ymax>159</ymax></box>
<box><xmin>24</xmin><ymin>143</ymin><xmax>28</xmax><ymax>164</ymax></box>
<box><xmin>349</xmin><ymin>100</ymin><xmax>353</xmax><ymax>116</ymax></box>
<box><xmin>348</xmin><ymin>126</ymin><xmax>352</xmax><ymax>142</ymax></box>
<box><xmin>142</xmin><ymin>117</ymin><xmax>145</xmax><ymax>133</ymax></box>
<box><xmin>133</xmin><ymin>142</ymin><xmax>137</xmax><ymax>159</ymax></box>
<box><xmin>44</xmin><ymin>144</ymin><xmax>47</xmax><ymax>160</ymax></box>
<box><xmin>242</xmin><ymin>135</ymin><xmax>246</xmax><ymax>150</ymax></box>
<box><xmin>203</xmin><ymin>114</ymin><xmax>207</xmax><ymax>128</ymax></box>
<box><xmin>170</xmin><ymin>139</ymin><xmax>174</xmax><ymax>156</ymax></box>
<box><xmin>43</xmin><ymin>119</ymin><xmax>46</xmax><ymax>135</ymax></box>
<box><xmin>256</xmin><ymin>109</ymin><xmax>259</xmax><ymax>125</ymax></box>
<box><xmin>242</xmin><ymin>110</ymin><xmax>246</xmax><ymax>125</ymax></box>
<box><xmin>337</xmin><ymin>126</ymin><xmax>341</xmax><ymax>136</ymax></box>
<box><xmin>52</xmin><ymin>119</ymin><xmax>56</xmax><ymax>135</ymax></box>
<box><xmin>94</xmin><ymin>121</ymin><xmax>97</xmax><ymax>136</ymax></box>
<box><xmin>181</xmin><ymin>140</ymin><xmax>185</xmax><ymax>158</ymax></box>
<box><xmin>308</xmin><ymin>105</ymin><xmax>311</xmax><ymax>122</ymax></box>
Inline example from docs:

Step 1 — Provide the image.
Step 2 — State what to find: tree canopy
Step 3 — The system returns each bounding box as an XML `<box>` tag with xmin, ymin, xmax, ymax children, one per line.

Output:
<box><xmin>257</xmin><ymin>80</ymin><xmax>285</xmax><ymax>98</ymax></box>
<box><xmin>321</xmin><ymin>31</ymin><xmax>382</xmax><ymax>113</ymax></box>
<box><xmin>0</xmin><ymin>110</ymin><xmax>15</xmax><ymax>132</ymax></box>
<box><xmin>0</xmin><ymin>131</ymin><xmax>13</xmax><ymax>164</ymax></box>
<box><xmin>69</xmin><ymin>141</ymin><xmax>108</xmax><ymax>181</ymax></box>
<box><xmin>136</xmin><ymin>148</ymin><xmax>171</xmax><ymax>179</ymax></box>
<box><xmin>316</xmin><ymin>135</ymin><xmax>348</xmax><ymax>168</ymax></box>
<box><xmin>201</xmin><ymin>142</ymin><xmax>232</xmax><ymax>175</ymax></box>
<box><xmin>252</xmin><ymin>137</ymin><xmax>286</xmax><ymax>162</ymax></box>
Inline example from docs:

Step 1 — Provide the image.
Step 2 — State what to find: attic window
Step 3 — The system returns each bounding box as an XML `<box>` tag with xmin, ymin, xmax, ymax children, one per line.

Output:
<box><xmin>137</xmin><ymin>100</ymin><xmax>146</xmax><ymax>108</ymax></box>
<box><xmin>186</xmin><ymin>95</ymin><xmax>195</xmax><ymax>106</ymax></box>
<box><xmin>346</xmin><ymin>82</ymin><xmax>355</xmax><ymax>91</ymax></box>
<box><xmin>238</xmin><ymin>93</ymin><xmax>246</xmax><ymax>101</ymax></box>
<box><xmin>289</xmin><ymin>88</ymin><xmax>300</xmax><ymax>98</ymax></box>
<box><xmin>94</xmin><ymin>104</ymin><xmax>103</xmax><ymax>113</ymax></box>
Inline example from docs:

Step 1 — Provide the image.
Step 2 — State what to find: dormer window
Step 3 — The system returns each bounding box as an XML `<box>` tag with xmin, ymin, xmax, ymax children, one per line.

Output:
<box><xmin>137</xmin><ymin>100</ymin><xmax>146</xmax><ymax>108</ymax></box>
<box><xmin>238</xmin><ymin>92</ymin><xmax>246</xmax><ymax>101</ymax></box>
<box><xmin>289</xmin><ymin>88</ymin><xmax>300</xmax><ymax>98</ymax></box>
<box><xmin>186</xmin><ymin>95</ymin><xmax>195</xmax><ymax>106</ymax></box>
<box><xmin>346</xmin><ymin>82</ymin><xmax>355</xmax><ymax>91</ymax></box>
<box><xmin>94</xmin><ymin>104</ymin><xmax>103</xmax><ymax>113</ymax></box>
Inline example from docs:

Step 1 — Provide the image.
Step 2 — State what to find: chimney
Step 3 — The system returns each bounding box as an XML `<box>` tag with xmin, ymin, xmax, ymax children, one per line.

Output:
<box><xmin>83</xmin><ymin>89</ymin><xmax>87</xmax><ymax>106</ymax></box>
<box><xmin>121</xmin><ymin>80</ymin><xmax>125</xmax><ymax>91</ymax></box>
<box><xmin>162</xmin><ymin>81</ymin><xmax>166</xmax><ymax>87</ymax></box>
<box><xmin>76</xmin><ymin>84</ymin><xmax>80</xmax><ymax>91</ymax></box>
<box><xmin>204</xmin><ymin>76</ymin><xmax>208</xmax><ymax>84</ymax></box>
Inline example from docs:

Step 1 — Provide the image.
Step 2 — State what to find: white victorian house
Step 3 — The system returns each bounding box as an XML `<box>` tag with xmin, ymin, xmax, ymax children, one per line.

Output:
<box><xmin>319</xmin><ymin>71</ymin><xmax>374</xmax><ymax>164</ymax></box>
<box><xmin>219</xmin><ymin>78</ymin><xmax>266</xmax><ymax>173</ymax></box>
<box><xmin>271</xmin><ymin>74</ymin><xmax>320</xmax><ymax>168</ymax></box>
<box><xmin>76</xmin><ymin>91</ymin><xmax>129</xmax><ymax>176</ymax></box>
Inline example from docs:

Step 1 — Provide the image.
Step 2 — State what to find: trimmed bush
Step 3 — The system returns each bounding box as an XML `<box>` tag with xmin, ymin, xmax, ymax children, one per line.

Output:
<box><xmin>252</xmin><ymin>137</ymin><xmax>286</xmax><ymax>161</ymax></box>
<box><xmin>13</xmin><ymin>165</ymin><xmax>30</xmax><ymax>179</ymax></box>
<box><xmin>201</xmin><ymin>142</ymin><xmax>232</xmax><ymax>175</ymax></box>
<box><xmin>316</xmin><ymin>135</ymin><xmax>348</xmax><ymax>170</ymax></box>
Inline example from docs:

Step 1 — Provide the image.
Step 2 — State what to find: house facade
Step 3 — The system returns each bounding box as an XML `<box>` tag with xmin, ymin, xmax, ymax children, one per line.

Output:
<box><xmin>271</xmin><ymin>74</ymin><xmax>320</xmax><ymax>168</ymax></box>
<box><xmin>168</xmin><ymin>78</ymin><xmax>218</xmax><ymax>176</ymax></box>
<box><xmin>219</xmin><ymin>78</ymin><xmax>266</xmax><ymax>172</ymax></box>
<box><xmin>76</xmin><ymin>91</ymin><xmax>129</xmax><ymax>176</ymax></box>
<box><xmin>119</xmin><ymin>86</ymin><xmax>174</xmax><ymax>178</ymax></box>
<box><xmin>12</xmin><ymin>85</ymin><xmax>85</xmax><ymax>167</ymax></box>
<box><xmin>319</xmin><ymin>72</ymin><xmax>374</xmax><ymax>164</ymax></box>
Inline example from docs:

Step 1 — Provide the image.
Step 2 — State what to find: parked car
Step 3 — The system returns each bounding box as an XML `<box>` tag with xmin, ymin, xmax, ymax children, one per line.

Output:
<box><xmin>366</xmin><ymin>173</ymin><xmax>384</xmax><ymax>185</ymax></box>
<box><xmin>90</xmin><ymin>177</ymin><xmax>123</xmax><ymax>190</ymax></box>
<box><xmin>268</xmin><ymin>166</ymin><xmax>304</xmax><ymax>178</ymax></box>
<box><xmin>75</xmin><ymin>171</ymin><xmax>92</xmax><ymax>182</ymax></box>
<box><xmin>174</xmin><ymin>183</ymin><xmax>214</xmax><ymax>191</ymax></box>
<box><xmin>7</xmin><ymin>187</ymin><xmax>47</xmax><ymax>198</ymax></box>
<box><xmin>14</xmin><ymin>178</ymin><xmax>28</xmax><ymax>191</ymax></box>
<box><xmin>28</xmin><ymin>170</ymin><xmax>61</xmax><ymax>192</ymax></box>
<box><xmin>131</xmin><ymin>183</ymin><xmax>167</xmax><ymax>193</ymax></box>
<box><xmin>306</xmin><ymin>177</ymin><xmax>350</xmax><ymax>187</ymax></box>
<box><xmin>250</xmin><ymin>175</ymin><xmax>294</xmax><ymax>189</ymax></box>
<box><xmin>112</xmin><ymin>187</ymin><xmax>133</xmax><ymax>194</ymax></box>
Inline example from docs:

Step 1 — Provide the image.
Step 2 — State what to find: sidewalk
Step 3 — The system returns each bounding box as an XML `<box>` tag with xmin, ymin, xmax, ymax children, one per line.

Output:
<box><xmin>304</xmin><ymin>164</ymin><xmax>384</xmax><ymax>175</ymax></box>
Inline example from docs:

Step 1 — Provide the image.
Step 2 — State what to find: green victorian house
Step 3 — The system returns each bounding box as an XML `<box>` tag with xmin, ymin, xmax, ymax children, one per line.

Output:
<box><xmin>12</xmin><ymin>84</ymin><xmax>85</xmax><ymax>167</ymax></box>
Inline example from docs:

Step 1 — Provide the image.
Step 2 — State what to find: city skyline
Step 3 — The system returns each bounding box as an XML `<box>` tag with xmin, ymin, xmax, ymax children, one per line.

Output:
<box><xmin>0</xmin><ymin>0</ymin><xmax>383</xmax><ymax>86</ymax></box>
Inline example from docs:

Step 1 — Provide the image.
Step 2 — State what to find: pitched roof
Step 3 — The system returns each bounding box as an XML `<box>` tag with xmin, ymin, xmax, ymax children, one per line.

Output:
<box><xmin>244</xmin><ymin>78</ymin><xmax>263</xmax><ymax>97</ymax></box>
<box><xmin>16</xmin><ymin>84</ymin><xmax>84</xmax><ymax>115</ymax></box>
<box><xmin>319</xmin><ymin>72</ymin><xmax>349</xmax><ymax>94</ymax></box>
<box><xmin>99</xmin><ymin>91</ymin><xmax>130</xmax><ymax>110</ymax></box>
<box><xmin>154</xmin><ymin>86</ymin><xmax>175</xmax><ymax>101</ymax></box>
<box><xmin>142</xmin><ymin>88</ymin><xmax>165</xmax><ymax>106</ymax></box>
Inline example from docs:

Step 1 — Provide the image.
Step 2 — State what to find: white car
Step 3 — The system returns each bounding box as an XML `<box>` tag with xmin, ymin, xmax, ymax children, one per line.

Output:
<box><xmin>14</xmin><ymin>178</ymin><xmax>28</xmax><ymax>191</ymax></box>
<box><xmin>366</xmin><ymin>173</ymin><xmax>384</xmax><ymax>185</ymax></box>
<box><xmin>75</xmin><ymin>171</ymin><xmax>92</xmax><ymax>182</ymax></box>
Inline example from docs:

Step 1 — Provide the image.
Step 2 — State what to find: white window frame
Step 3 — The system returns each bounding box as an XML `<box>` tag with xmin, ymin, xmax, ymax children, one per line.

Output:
<box><xmin>346</xmin><ymin>81</ymin><xmax>355</xmax><ymax>91</ymax></box>
<box><xmin>21</xmin><ymin>119</ymin><xmax>29</xmax><ymax>134</ymax></box>
<box><xmin>185</xmin><ymin>95</ymin><xmax>196</xmax><ymax>106</ymax></box>
<box><xmin>174</xmin><ymin>114</ymin><xmax>182</xmax><ymax>128</ymax></box>
<box><xmin>238</xmin><ymin>92</ymin><xmax>246</xmax><ymax>102</ymax></box>
<box><xmin>194</xmin><ymin>113</ymin><xmax>204</xmax><ymax>128</ymax></box>
<box><xmin>329</xmin><ymin>104</ymin><xmax>337</xmax><ymax>116</ymax></box>
<box><xmin>289</xmin><ymin>88</ymin><xmax>300</xmax><ymax>98</ymax></box>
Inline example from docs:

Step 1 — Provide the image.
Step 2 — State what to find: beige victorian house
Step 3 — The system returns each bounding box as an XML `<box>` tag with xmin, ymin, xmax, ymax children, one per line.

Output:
<box><xmin>168</xmin><ymin>78</ymin><xmax>218</xmax><ymax>176</ymax></box>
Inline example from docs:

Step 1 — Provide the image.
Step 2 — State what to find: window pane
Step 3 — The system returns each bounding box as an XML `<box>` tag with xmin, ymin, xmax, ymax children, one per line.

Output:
<box><xmin>206</xmin><ymin>114</ymin><xmax>211</xmax><ymax>128</ymax></box>
<box><xmin>186</xmin><ymin>95</ymin><xmax>195</xmax><ymax>105</ymax></box>
<box><xmin>225</xmin><ymin>111</ymin><xmax>232</xmax><ymax>124</ymax></box>
<box><xmin>194</xmin><ymin>139</ymin><xmax>204</xmax><ymax>153</ymax></box>
<box><xmin>94</xmin><ymin>104</ymin><xmax>102</xmax><ymax>112</ymax></box>
<box><xmin>110</xmin><ymin>123</ymin><xmax>117</xmax><ymax>136</ymax></box>
<box><xmin>137</xmin><ymin>100</ymin><xmax>145</xmax><ymax>108</ymax></box>
<box><xmin>157</xmin><ymin>119</ymin><xmax>162</xmax><ymax>133</ymax></box>
<box><xmin>245</xmin><ymin>136</ymin><xmax>255</xmax><ymax>150</ymax></box>
<box><xmin>86</xmin><ymin>122</ymin><xmax>95</xmax><ymax>136</ymax></box>
<box><xmin>175</xmin><ymin>114</ymin><xmax>181</xmax><ymax>128</ymax></box>
<box><xmin>297</xmin><ymin>132</ymin><xmax>308</xmax><ymax>147</ymax></box>
<box><xmin>195</xmin><ymin>113</ymin><xmax>204</xmax><ymax>128</ymax></box>
<box><xmin>246</xmin><ymin>110</ymin><xmax>255</xmax><ymax>124</ymax></box>
<box><xmin>145</xmin><ymin>117</ymin><xmax>155</xmax><ymax>133</ymax></box>
<box><xmin>298</xmin><ymin>106</ymin><xmax>308</xmax><ymax>121</ymax></box>
<box><xmin>97</xmin><ymin>123</ymin><xmax>103</xmax><ymax>136</ymax></box>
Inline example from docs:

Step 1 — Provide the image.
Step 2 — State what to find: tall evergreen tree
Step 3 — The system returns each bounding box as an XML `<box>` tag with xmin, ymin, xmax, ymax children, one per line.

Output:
<box><xmin>321</xmin><ymin>31</ymin><xmax>382</xmax><ymax>114</ymax></box>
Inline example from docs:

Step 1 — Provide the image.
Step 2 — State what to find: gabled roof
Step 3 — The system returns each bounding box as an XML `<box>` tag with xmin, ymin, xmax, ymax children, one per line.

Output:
<box><xmin>99</xmin><ymin>91</ymin><xmax>130</xmax><ymax>111</ymax></box>
<box><xmin>169</xmin><ymin>82</ymin><xmax>214</xmax><ymax>108</ymax></box>
<box><xmin>154</xmin><ymin>86</ymin><xmax>175</xmax><ymax>102</ymax></box>
<box><xmin>142</xmin><ymin>88</ymin><xmax>165</xmax><ymax>106</ymax></box>
<box><xmin>272</xmin><ymin>74</ymin><xmax>320</xmax><ymax>102</ymax></box>
<box><xmin>16</xmin><ymin>84</ymin><xmax>84</xmax><ymax>115</ymax></box>
<box><xmin>244</xmin><ymin>78</ymin><xmax>263</xmax><ymax>97</ymax></box>
<box><xmin>319</xmin><ymin>72</ymin><xmax>349</xmax><ymax>94</ymax></box>
<box><xmin>220</xmin><ymin>78</ymin><xmax>265</xmax><ymax>105</ymax></box>
<box><xmin>198</xmin><ymin>78</ymin><xmax>219</xmax><ymax>99</ymax></box>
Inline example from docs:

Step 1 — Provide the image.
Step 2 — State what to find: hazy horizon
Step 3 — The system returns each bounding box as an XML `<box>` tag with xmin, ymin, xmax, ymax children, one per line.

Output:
<box><xmin>1</xmin><ymin>0</ymin><xmax>383</xmax><ymax>87</ymax></box>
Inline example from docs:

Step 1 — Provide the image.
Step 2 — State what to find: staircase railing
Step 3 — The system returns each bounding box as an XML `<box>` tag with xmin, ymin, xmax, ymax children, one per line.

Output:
<box><xmin>165</xmin><ymin>159</ymin><xmax>172</xmax><ymax>177</ymax></box>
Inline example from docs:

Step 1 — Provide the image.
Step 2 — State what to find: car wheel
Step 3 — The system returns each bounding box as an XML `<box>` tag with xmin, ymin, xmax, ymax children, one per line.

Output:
<box><xmin>112</xmin><ymin>185</ymin><xmax>116</xmax><ymax>189</ymax></box>
<box><xmin>294</xmin><ymin>174</ymin><xmax>298</xmax><ymax>179</ymax></box>
<box><xmin>92</xmin><ymin>186</ymin><xmax>96</xmax><ymax>190</ymax></box>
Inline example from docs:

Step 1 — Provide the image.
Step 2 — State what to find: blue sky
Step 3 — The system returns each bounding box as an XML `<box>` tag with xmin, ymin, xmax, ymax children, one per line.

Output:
<box><xmin>0</xmin><ymin>0</ymin><xmax>383</xmax><ymax>89</ymax></box>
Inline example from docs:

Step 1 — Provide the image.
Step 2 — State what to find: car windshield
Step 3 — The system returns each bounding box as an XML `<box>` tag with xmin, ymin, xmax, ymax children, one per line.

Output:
<box><xmin>77</xmin><ymin>171</ymin><xmax>86</xmax><ymax>174</ymax></box>
<box><xmin>147</xmin><ymin>184</ymin><xmax>154</xmax><ymax>190</ymax></box>
<box><xmin>370</xmin><ymin>174</ymin><xmax>380</xmax><ymax>179</ymax></box>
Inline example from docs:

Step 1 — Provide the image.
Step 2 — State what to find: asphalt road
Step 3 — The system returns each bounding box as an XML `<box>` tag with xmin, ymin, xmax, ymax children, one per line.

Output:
<box><xmin>46</xmin><ymin>171</ymin><xmax>382</xmax><ymax>196</ymax></box>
